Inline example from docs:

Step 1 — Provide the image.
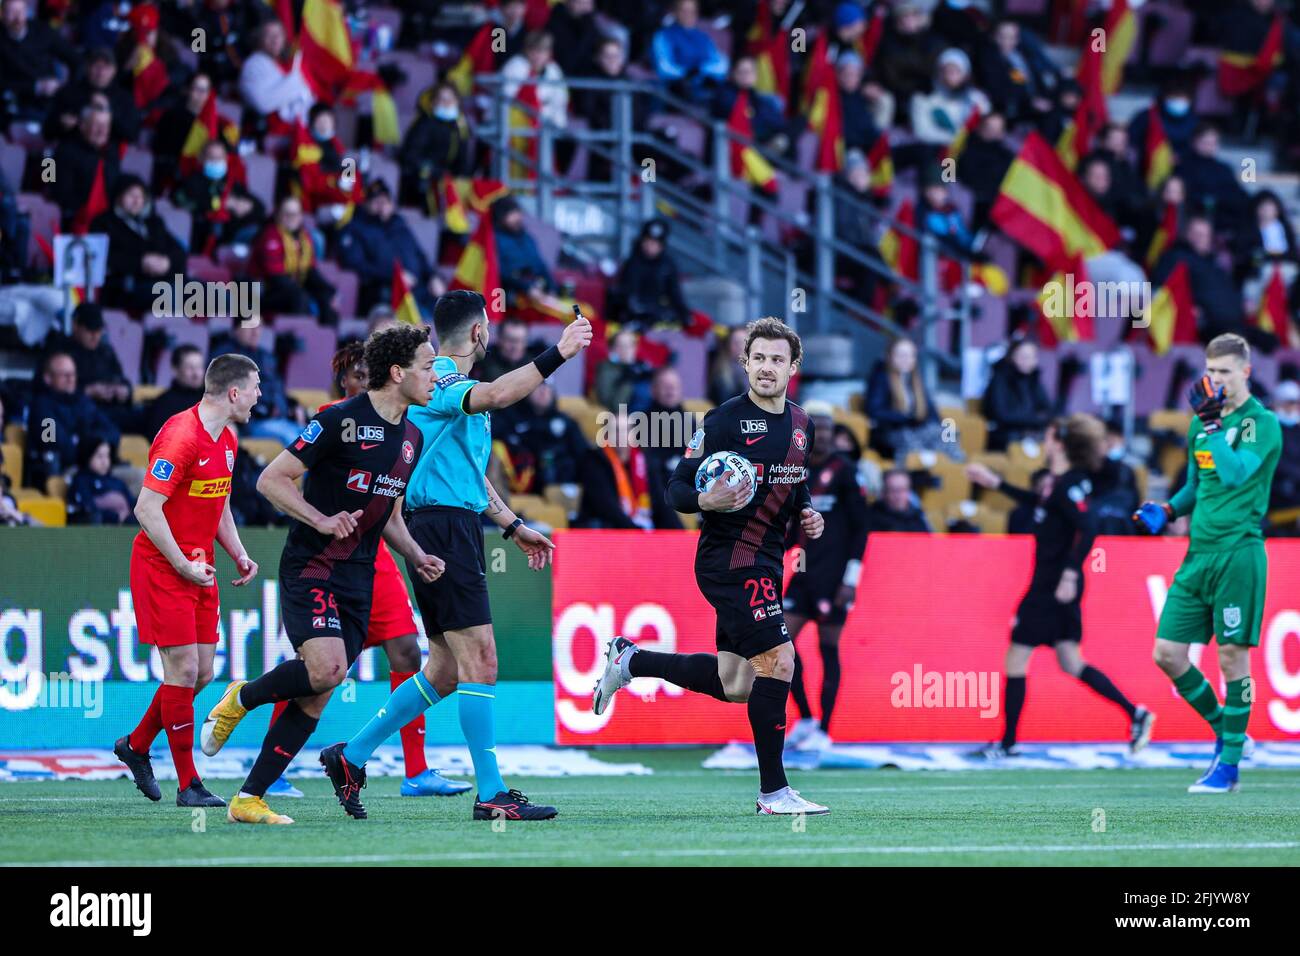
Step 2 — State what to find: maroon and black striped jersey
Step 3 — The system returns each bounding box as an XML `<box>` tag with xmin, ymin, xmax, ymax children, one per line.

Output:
<box><xmin>282</xmin><ymin>392</ymin><xmax>423</xmax><ymax>578</ymax></box>
<box><xmin>667</xmin><ymin>393</ymin><xmax>813</xmax><ymax>573</ymax></box>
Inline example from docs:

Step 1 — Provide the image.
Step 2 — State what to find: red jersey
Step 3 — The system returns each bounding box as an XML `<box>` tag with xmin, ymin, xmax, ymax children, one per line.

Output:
<box><xmin>133</xmin><ymin>405</ymin><xmax>239</xmax><ymax>566</ymax></box>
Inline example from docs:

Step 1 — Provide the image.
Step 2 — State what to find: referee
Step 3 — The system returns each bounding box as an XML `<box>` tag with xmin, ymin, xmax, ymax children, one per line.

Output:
<box><xmin>321</xmin><ymin>290</ymin><xmax>592</xmax><ymax>821</ymax></box>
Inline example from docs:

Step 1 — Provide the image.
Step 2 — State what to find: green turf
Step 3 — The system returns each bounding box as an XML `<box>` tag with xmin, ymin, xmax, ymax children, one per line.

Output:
<box><xmin>2</xmin><ymin>750</ymin><xmax>1298</xmax><ymax>866</ymax></box>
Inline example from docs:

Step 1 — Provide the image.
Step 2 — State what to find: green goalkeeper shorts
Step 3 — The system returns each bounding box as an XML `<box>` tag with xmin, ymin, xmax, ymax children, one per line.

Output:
<box><xmin>1155</xmin><ymin>543</ymin><xmax>1267</xmax><ymax>647</ymax></box>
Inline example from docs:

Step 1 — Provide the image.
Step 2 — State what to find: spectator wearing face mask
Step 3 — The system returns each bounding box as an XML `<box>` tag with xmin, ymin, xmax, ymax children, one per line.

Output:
<box><xmin>173</xmin><ymin>139</ymin><xmax>265</xmax><ymax>256</ymax></box>
<box><xmin>1269</xmin><ymin>380</ymin><xmax>1300</xmax><ymax>511</ymax></box>
<box><xmin>398</xmin><ymin>82</ymin><xmax>471</xmax><ymax>207</ymax></box>
<box><xmin>1127</xmin><ymin>81</ymin><xmax>1199</xmax><ymax>160</ymax></box>
<box><xmin>92</xmin><ymin>174</ymin><xmax>187</xmax><ymax>314</ymax></box>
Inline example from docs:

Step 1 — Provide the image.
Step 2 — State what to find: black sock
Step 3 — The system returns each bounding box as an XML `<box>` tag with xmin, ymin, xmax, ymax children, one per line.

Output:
<box><xmin>630</xmin><ymin>650</ymin><xmax>729</xmax><ymax>702</ymax></box>
<box><xmin>241</xmin><ymin>701</ymin><xmax>318</xmax><ymax>797</ymax></box>
<box><xmin>789</xmin><ymin>651</ymin><xmax>813</xmax><ymax>719</ymax></box>
<box><xmin>819</xmin><ymin>640</ymin><xmax>841</xmax><ymax>733</ymax></box>
<box><xmin>1078</xmin><ymin>665</ymin><xmax>1137</xmax><ymax>719</ymax></box>
<box><xmin>239</xmin><ymin>660</ymin><xmax>316</xmax><ymax>710</ymax></box>
<box><xmin>749</xmin><ymin>676</ymin><xmax>791</xmax><ymax>794</ymax></box>
<box><xmin>1002</xmin><ymin>676</ymin><xmax>1026</xmax><ymax>748</ymax></box>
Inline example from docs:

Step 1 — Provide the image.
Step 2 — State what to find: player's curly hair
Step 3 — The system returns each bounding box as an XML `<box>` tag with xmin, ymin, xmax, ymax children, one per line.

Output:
<box><xmin>1051</xmin><ymin>413</ymin><xmax>1106</xmax><ymax>474</ymax></box>
<box><xmin>364</xmin><ymin>325</ymin><xmax>429</xmax><ymax>391</ymax></box>
<box><xmin>743</xmin><ymin>317</ymin><xmax>802</xmax><ymax>365</ymax></box>
<box><xmin>331</xmin><ymin>341</ymin><xmax>365</xmax><ymax>395</ymax></box>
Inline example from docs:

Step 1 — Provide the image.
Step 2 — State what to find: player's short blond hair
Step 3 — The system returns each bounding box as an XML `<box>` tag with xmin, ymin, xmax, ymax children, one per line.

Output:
<box><xmin>1206</xmin><ymin>333</ymin><xmax>1250</xmax><ymax>364</ymax></box>
<box><xmin>743</xmin><ymin>317</ymin><xmax>802</xmax><ymax>365</ymax></box>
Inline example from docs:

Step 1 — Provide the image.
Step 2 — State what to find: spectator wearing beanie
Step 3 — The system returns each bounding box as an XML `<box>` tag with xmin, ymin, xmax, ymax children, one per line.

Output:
<box><xmin>610</xmin><ymin>218</ymin><xmax>692</xmax><ymax>329</ymax></box>
<box><xmin>92</xmin><ymin>174</ymin><xmax>187</xmax><ymax>314</ymax></box>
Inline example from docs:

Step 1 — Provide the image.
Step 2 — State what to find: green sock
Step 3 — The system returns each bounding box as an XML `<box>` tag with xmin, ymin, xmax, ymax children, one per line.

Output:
<box><xmin>1220</xmin><ymin>677</ymin><xmax>1252</xmax><ymax>766</ymax></box>
<box><xmin>1172</xmin><ymin>665</ymin><xmax>1224</xmax><ymax>737</ymax></box>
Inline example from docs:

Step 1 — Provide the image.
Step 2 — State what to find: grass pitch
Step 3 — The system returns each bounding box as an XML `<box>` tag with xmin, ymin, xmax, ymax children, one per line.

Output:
<box><xmin>2</xmin><ymin>750</ymin><xmax>1298</xmax><ymax>866</ymax></box>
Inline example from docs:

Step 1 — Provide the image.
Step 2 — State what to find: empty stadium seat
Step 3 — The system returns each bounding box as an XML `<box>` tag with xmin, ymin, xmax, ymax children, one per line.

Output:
<box><xmin>289</xmin><ymin>389</ymin><xmax>334</xmax><ymax>412</ymax></box>
<box><xmin>240</xmin><ymin>438</ymin><xmax>285</xmax><ymax>464</ymax></box>
<box><xmin>19</xmin><ymin>496</ymin><xmax>66</xmax><ymax>526</ymax></box>
<box><xmin>118</xmin><ymin>435</ymin><xmax>151</xmax><ymax>468</ymax></box>
<box><xmin>1</xmin><ymin>442</ymin><xmax>22</xmax><ymax>487</ymax></box>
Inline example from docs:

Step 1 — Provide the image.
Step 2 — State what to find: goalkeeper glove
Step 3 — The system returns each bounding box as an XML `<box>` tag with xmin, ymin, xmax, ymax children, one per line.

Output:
<box><xmin>1187</xmin><ymin>376</ymin><xmax>1226</xmax><ymax>433</ymax></box>
<box><xmin>1133</xmin><ymin>501</ymin><xmax>1174</xmax><ymax>535</ymax></box>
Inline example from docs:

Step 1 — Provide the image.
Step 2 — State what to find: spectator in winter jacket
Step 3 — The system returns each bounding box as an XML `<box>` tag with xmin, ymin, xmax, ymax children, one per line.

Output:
<box><xmin>172</xmin><ymin>139</ymin><xmax>265</xmax><ymax>256</ymax></box>
<box><xmin>837</xmin><ymin>52</ymin><xmax>884</xmax><ymax>155</ymax></box>
<box><xmin>142</xmin><ymin>345</ymin><xmax>205</xmax><ymax>439</ymax></box>
<box><xmin>1231</xmin><ymin>189</ymin><xmax>1300</xmax><ymax>283</ymax></box>
<box><xmin>957</xmin><ymin>110</ymin><xmax>1015</xmax><ymax>230</ymax></box>
<box><xmin>24</xmin><ymin>352</ymin><xmax>120</xmax><ymax>490</ymax></box>
<box><xmin>493</xmin><ymin>195</ymin><xmax>557</xmax><ymax>303</ymax></box>
<box><xmin>192</xmin><ymin>0</ymin><xmax>251</xmax><ymax>89</ymax></box>
<box><xmin>502</xmin><ymin>31</ymin><xmax>570</xmax><ymax>130</ymax></box>
<box><xmin>1152</xmin><ymin>215</ymin><xmax>1251</xmax><ymax>344</ymax></box>
<box><xmin>610</xmin><ymin>218</ymin><xmax>691</xmax><ymax>328</ymax></box>
<box><xmin>595</xmin><ymin>329</ymin><xmax>655</xmax><ymax>413</ymax></box>
<box><xmin>869</xmin><ymin>468</ymin><xmax>933</xmax><ymax>532</ymax></box>
<box><xmin>652</xmin><ymin>0</ymin><xmax>729</xmax><ymax>107</ymax></box>
<box><xmin>546</xmin><ymin>0</ymin><xmax>601</xmax><ymax>79</ymax></box>
<box><xmin>1174</xmin><ymin>124</ymin><xmax>1251</xmax><ymax>236</ymax></box>
<box><xmin>1127</xmin><ymin>82</ymin><xmax>1199</xmax><ymax>161</ymax></box>
<box><xmin>475</xmin><ymin>317</ymin><xmax>544</xmax><ymax>385</ymax></box>
<box><xmin>919</xmin><ymin>174</ymin><xmax>975</xmax><ymax>257</ymax></box>
<box><xmin>865</xmin><ymin>338</ymin><xmax>948</xmax><ymax>461</ymax></box>
<box><xmin>497</xmin><ymin>379</ymin><xmax>590</xmax><ymax>492</ymax></box>
<box><xmin>250</xmin><ymin>196</ymin><xmax>338</xmax><ymax>324</ymax></box>
<box><xmin>49</xmin><ymin>103</ymin><xmax>120</xmax><ymax>230</ymax></box>
<box><xmin>43</xmin><ymin>46</ymin><xmax>139</xmax><ymax>147</ymax></box>
<box><xmin>210</xmin><ymin>323</ymin><xmax>303</xmax><ymax>445</ymax></box>
<box><xmin>981</xmin><ymin>338</ymin><xmax>1054</xmax><ymax>451</ymax></box>
<box><xmin>975</xmin><ymin>18</ymin><xmax>1061</xmax><ymax>129</ymax></box>
<box><xmin>0</xmin><ymin>0</ymin><xmax>78</xmax><ymax>123</ymax></box>
<box><xmin>398</xmin><ymin>82</ymin><xmax>472</xmax><ymax>206</ymax></box>
<box><xmin>238</xmin><ymin>18</ymin><xmax>314</xmax><ymax>126</ymax></box>
<box><xmin>576</xmin><ymin>407</ymin><xmax>677</xmax><ymax>529</ymax></box>
<box><xmin>909</xmin><ymin>48</ymin><xmax>990</xmax><ymax>148</ymax></box>
<box><xmin>708</xmin><ymin>326</ymin><xmax>749</xmax><ymax>407</ymax></box>
<box><xmin>67</xmin><ymin>436</ymin><xmax>134</xmax><ymax>525</ymax></box>
<box><xmin>91</xmin><ymin>174</ymin><xmax>187</xmax><ymax>314</ymax></box>
<box><xmin>42</xmin><ymin>303</ymin><xmax>132</xmax><ymax>429</ymax></box>
<box><xmin>712</xmin><ymin>56</ymin><xmax>791</xmax><ymax>151</ymax></box>
<box><xmin>875</xmin><ymin>1</ymin><xmax>945</xmax><ymax>113</ymax></box>
<box><xmin>337</xmin><ymin>180</ymin><xmax>437</xmax><ymax>315</ymax></box>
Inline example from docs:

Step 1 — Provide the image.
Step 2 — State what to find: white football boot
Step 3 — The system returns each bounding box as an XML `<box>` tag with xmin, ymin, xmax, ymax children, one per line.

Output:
<box><xmin>592</xmin><ymin>636</ymin><xmax>636</xmax><ymax>715</ymax></box>
<box><xmin>785</xmin><ymin>717</ymin><xmax>819</xmax><ymax>748</ymax></box>
<box><xmin>756</xmin><ymin>787</ymin><xmax>829</xmax><ymax>815</ymax></box>
<box><xmin>795</xmin><ymin>728</ymin><xmax>833</xmax><ymax>752</ymax></box>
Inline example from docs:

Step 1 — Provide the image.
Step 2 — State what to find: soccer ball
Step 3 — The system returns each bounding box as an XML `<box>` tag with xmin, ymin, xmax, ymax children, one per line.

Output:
<box><xmin>694</xmin><ymin>451</ymin><xmax>757</xmax><ymax>512</ymax></box>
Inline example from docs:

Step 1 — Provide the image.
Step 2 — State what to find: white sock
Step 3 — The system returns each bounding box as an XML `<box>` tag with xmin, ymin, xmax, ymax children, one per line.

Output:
<box><xmin>237</xmin><ymin>790</ymin><xmax>255</xmax><ymax>799</ymax></box>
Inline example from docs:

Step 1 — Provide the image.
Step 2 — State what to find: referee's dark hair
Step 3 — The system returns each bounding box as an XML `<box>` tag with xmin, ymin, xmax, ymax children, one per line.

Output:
<box><xmin>364</xmin><ymin>324</ymin><xmax>430</xmax><ymax>391</ymax></box>
<box><xmin>205</xmin><ymin>354</ymin><xmax>259</xmax><ymax>396</ymax></box>
<box><xmin>433</xmin><ymin>289</ymin><xmax>487</xmax><ymax>344</ymax></box>
<box><xmin>1052</xmin><ymin>413</ymin><xmax>1106</xmax><ymax>473</ymax></box>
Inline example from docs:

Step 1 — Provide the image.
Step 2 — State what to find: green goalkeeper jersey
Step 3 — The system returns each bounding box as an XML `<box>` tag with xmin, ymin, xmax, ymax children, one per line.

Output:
<box><xmin>1174</xmin><ymin>395</ymin><xmax>1281</xmax><ymax>554</ymax></box>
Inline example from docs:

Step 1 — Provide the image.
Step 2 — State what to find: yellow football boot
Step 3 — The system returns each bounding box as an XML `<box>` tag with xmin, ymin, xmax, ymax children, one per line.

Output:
<box><xmin>227</xmin><ymin>794</ymin><xmax>294</xmax><ymax>825</ymax></box>
<box><xmin>200</xmin><ymin>680</ymin><xmax>247</xmax><ymax>756</ymax></box>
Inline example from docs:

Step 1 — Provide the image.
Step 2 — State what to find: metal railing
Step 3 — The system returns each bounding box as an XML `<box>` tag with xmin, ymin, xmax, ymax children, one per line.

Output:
<box><xmin>471</xmin><ymin>74</ymin><xmax>979</xmax><ymax>387</ymax></box>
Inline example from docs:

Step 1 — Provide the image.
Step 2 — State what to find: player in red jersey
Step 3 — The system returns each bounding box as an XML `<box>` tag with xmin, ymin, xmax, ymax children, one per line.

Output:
<box><xmin>113</xmin><ymin>354</ymin><xmax>262</xmax><ymax>807</ymax></box>
<box><xmin>265</xmin><ymin>343</ymin><xmax>470</xmax><ymax>799</ymax></box>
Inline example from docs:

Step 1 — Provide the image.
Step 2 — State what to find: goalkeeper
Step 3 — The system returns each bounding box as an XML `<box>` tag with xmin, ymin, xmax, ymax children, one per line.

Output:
<box><xmin>1133</xmin><ymin>334</ymin><xmax>1281</xmax><ymax>793</ymax></box>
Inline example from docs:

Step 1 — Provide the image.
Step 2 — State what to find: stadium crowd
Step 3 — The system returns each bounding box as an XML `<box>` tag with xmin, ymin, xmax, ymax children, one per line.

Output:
<box><xmin>4</xmin><ymin>0</ymin><xmax>1300</xmax><ymax>540</ymax></box>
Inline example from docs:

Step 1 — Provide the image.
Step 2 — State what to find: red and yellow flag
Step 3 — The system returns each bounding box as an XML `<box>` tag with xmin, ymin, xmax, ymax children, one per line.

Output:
<box><xmin>991</xmin><ymin>131</ymin><xmax>1120</xmax><ymax>271</ymax></box>
<box><xmin>1100</xmin><ymin>0</ymin><xmax>1137</xmax><ymax>96</ymax></box>
<box><xmin>747</xmin><ymin>1</ymin><xmax>791</xmax><ymax>102</ymax></box>
<box><xmin>1056</xmin><ymin>38</ymin><xmax>1107</xmax><ymax>173</ymax></box>
<box><xmin>1145</xmin><ymin>201</ymin><xmax>1178</xmax><ymax>271</ymax></box>
<box><xmin>943</xmin><ymin>106</ymin><xmax>981</xmax><ymax>163</ymax></box>
<box><xmin>1037</xmin><ymin>253</ymin><xmax>1095</xmax><ymax>347</ymax></box>
<box><xmin>392</xmin><ymin>260</ymin><xmax>422</xmax><ymax>325</ymax></box>
<box><xmin>1253</xmin><ymin>264</ymin><xmax>1290</xmax><ymax>340</ymax></box>
<box><xmin>179</xmin><ymin>93</ymin><xmax>244</xmax><ymax>180</ymax></box>
<box><xmin>867</xmin><ymin>132</ymin><xmax>893</xmax><ymax>196</ymax></box>
<box><xmin>300</xmin><ymin>0</ymin><xmax>355</xmax><ymax>100</ymax></box>
<box><xmin>815</xmin><ymin>79</ymin><xmax>845</xmax><ymax>173</ymax></box>
<box><xmin>451</xmin><ymin>205</ymin><xmax>503</xmax><ymax>320</ymax></box>
<box><xmin>1219</xmin><ymin>14</ymin><xmax>1284</xmax><ymax>96</ymax></box>
<box><xmin>448</xmin><ymin>23</ymin><xmax>497</xmax><ymax>97</ymax></box>
<box><xmin>858</xmin><ymin>6</ymin><xmax>886</xmax><ymax>66</ymax></box>
<box><xmin>508</xmin><ymin>80</ymin><xmax>542</xmax><ymax>180</ymax></box>
<box><xmin>879</xmin><ymin>200</ymin><xmax>918</xmax><ymax>281</ymax></box>
<box><xmin>1142</xmin><ymin>103</ymin><xmax>1175</xmax><ymax>192</ymax></box>
<box><xmin>437</xmin><ymin>175</ymin><xmax>510</xmax><ymax>233</ymax></box>
<box><xmin>72</xmin><ymin>159</ymin><xmax>109</xmax><ymax>235</ymax></box>
<box><xmin>1144</xmin><ymin>261</ymin><xmax>1197</xmax><ymax>354</ymax></box>
<box><xmin>728</xmin><ymin>91</ymin><xmax>778</xmax><ymax>194</ymax></box>
<box><xmin>131</xmin><ymin>44</ymin><xmax>169</xmax><ymax>112</ymax></box>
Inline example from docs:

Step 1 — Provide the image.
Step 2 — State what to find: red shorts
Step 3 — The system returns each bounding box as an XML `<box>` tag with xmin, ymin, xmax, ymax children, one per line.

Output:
<box><xmin>363</xmin><ymin>542</ymin><xmax>418</xmax><ymax>648</ymax></box>
<box><xmin>129</xmin><ymin>540</ymin><xmax>220</xmax><ymax>647</ymax></box>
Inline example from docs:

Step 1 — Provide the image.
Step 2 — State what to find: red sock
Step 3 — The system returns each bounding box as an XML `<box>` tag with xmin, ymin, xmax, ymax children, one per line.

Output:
<box><xmin>160</xmin><ymin>684</ymin><xmax>198</xmax><ymax>787</ymax></box>
<box><xmin>391</xmin><ymin>670</ymin><xmax>428</xmax><ymax>777</ymax></box>
<box><xmin>128</xmin><ymin>686</ymin><xmax>165</xmax><ymax>754</ymax></box>
<box><xmin>270</xmin><ymin>699</ymin><xmax>289</xmax><ymax>727</ymax></box>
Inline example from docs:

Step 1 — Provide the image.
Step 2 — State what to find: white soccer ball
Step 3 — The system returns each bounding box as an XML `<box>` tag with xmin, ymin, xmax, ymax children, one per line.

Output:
<box><xmin>694</xmin><ymin>451</ymin><xmax>757</xmax><ymax>512</ymax></box>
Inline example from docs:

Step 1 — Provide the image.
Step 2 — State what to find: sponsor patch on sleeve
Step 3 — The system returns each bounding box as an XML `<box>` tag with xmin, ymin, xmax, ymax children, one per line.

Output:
<box><xmin>298</xmin><ymin>420</ymin><xmax>323</xmax><ymax>444</ymax></box>
<box><xmin>436</xmin><ymin>372</ymin><xmax>469</xmax><ymax>389</ymax></box>
<box><xmin>685</xmin><ymin>428</ymin><xmax>705</xmax><ymax>459</ymax></box>
<box><xmin>149</xmin><ymin>458</ymin><xmax>175</xmax><ymax>482</ymax></box>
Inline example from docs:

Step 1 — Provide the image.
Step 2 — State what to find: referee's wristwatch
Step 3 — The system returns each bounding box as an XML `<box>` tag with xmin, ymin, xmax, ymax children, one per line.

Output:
<box><xmin>502</xmin><ymin>517</ymin><xmax>524</xmax><ymax>539</ymax></box>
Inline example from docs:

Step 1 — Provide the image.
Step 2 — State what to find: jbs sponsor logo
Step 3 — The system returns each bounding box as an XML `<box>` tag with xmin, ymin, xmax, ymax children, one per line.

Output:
<box><xmin>187</xmin><ymin>477</ymin><xmax>231</xmax><ymax>498</ymax></box>
<box><xmin>740</xmin><ymin>419</ymin><xmax>768</xmax><ymax>434</ymax></box>
<box><xmin>357</xmin><ymin>425</ymin><xmax>385</xmax><ymax>441</ymax></box>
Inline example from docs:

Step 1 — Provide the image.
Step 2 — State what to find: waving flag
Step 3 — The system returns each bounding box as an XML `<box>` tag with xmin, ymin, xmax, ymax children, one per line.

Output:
<box><xmin>1056</xmin><ymin>38</ymin><xmax>1107</xmax><ymax>172</ymax></box>
<box><xmin>728</xmin><ymin>91</ymin><xmax>778</xmax><ymax>194</ymax></box>
<box><xmin>1100</xmin><ymin>0</ymin><xmax>1137</xmax><ymax>95</ymax></box>
<box><xmin>867</xmin><ymin>132</ymin><xmax>893</xmax><ymax>196</ymax></box>
<box><xmin>392</xmin><ymin>260</ymin><xmax>422</xmax><ymax>325</ymax></box>
<box><xmin>1143</xmin><ymin>261</ymin><xmax>1197</xmax><ymax>354</ymax></box>
<box><xmin>879</xmin><ymin>200</ymin><xmax>918</xmax><ymax>281</ymax></box>
<box><xmin>71</xmin><ymin>159</ymin><xmax>109</xmax><ymax>235</ymax></box>
<box><xmin>1142</xmin><ymin>104</ymin><xmax>1175</xmax><ymax>192</ymax></box>
<box><xmin>448</xmin><ymin>23</ymin><xmax>497</xmax><ymax>97</ymax></box>
<box><xmin>451</xmin><ymin>207</ymin><xmax>503</xmax><ymax>320</ymax></box>
<box><xmin>1145</xmin><ymin>201</ymin><xmax>1178</xmax><ymax>271</ymax></box>
<box><xmin>1037</xmin><ymin>253</ymin><xmax>1095</xmax><ymax>347</ymax></box>
<box><xmin>747</xmin><ymin>1</ymin><xmax>791</xmax><ymax>103</ymax></box>
<box><xmin>1253</xmin><ymin>265</ymin><xmax>1291</xmax><ymax>342</ymax></box>
<box><xmin>1219</xmin><ymin>14</ymin><xmax>1284</xmax><ymax>96</ymax></box>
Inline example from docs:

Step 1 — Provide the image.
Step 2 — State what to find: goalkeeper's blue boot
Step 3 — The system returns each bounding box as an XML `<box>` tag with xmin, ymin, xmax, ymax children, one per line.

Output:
<box><xmin>1188</xmin><ymin>761</ymin><xmax>1239</xmax><ymax>794</ymax></box>
<box><xmin>401</xmin><ymin>768</ymin><xmax>472</xmax><ymax>797</ymax></box>
<box><xmin>266</xmin><ymin>775</ymin><xmax>304</xmax><ymax>798</ymax></box>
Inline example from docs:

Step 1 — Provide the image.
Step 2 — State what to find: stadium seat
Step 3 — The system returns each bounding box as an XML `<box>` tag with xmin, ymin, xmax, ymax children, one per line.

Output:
<box><xmin>556</xmin><ymin>396</ymin><xmax>604</xmax><ymax>444</ymax></box>
<box><xmin>45</xmin><ymin>475</ymin><xmax>67</xmax><ymax>500</ymax></box>
<box><xmin>18</xmin><ymin>192</ymin><xmax>59</xmax><ymax>267</ymax></box>
<box><xmin>0</xmin><ymin>140</ymin><xmax>27</xmax><ymax>192</ymax></box>
<box><xmin>543</xmin><ymin>482</ymin><xmax>582</xmax><ymax>518</ymax></box>
<box><xmin>118</xmin><ymin>435</ymin><xmax>151</xmax><ymax>469</ymax></box>
<box><xmin>314</xmin><ymin>261</ymin><xmax>359</xmax><ymax>318</ymax></box>
<box><xmin>1</xmin><ymin>442</ymin><xmax>22</xmax><ymax>487</ymax></box>
<box><xmin>132</xmin><ymin>384</ymin><xmax>165</xmax><ymax>402</ymax></box>
<box><xmin>275</xmin><ymin>316</ymin><xmax>340</xmax><ymax>391</ymax></box>
<box><xmin>832</xmin><ymin>408</ymin><xmax>869</xmax><ymax>451</ymax></box>
<box><xmin>3</xmin><ymin>423</ymin><xmax>23</xmax><ymax>448</ymax></box>
<box><xmin>240</xmin><ymin>438</ymin><xmax>285</xmax><ymax>464</ymax></box>
<box><xmin>155</xmin><ymin>199</ymin><xmax>193</xmax><ymax>250</ymax></box>
<box><xmin>1148</xmin><ymin>410</ymin><xmax>1193</xmax><ymax>436</ymax></box>
<box><xmin>19</xmin><ymin>496</ymin><xmax>66</xmax><ymax>526</ymax></box>
<box><xmin>398</xmin><ymin>208</ymin><xmax>441</xmax><ymax>264</ymax></box>
<box><xmin>102</xmin><ymin>309</ymin><xmax>144</xmax><ymax>386</ymax></box>
<box><xmin>289</xmin><ymin>388</ymin><xmax>334</xmax><ymax>412</ymax></box>
<box><xmin>368</xmin><ymin>152</ymin><xmax>401</xmax><ymax>201</ymax></box>
<box><xmin>682</xmin><ymin>399</ymin><xmax>713</xmax><ymax>418</ymax></box>
<box><xmin>121</xmin><ymin>145</ymin><xmax>154</xmax><ymax>187</ymax></box>
<box><xmin>243</xmin><ymin>153</ymin><xmax>277</xmax><ymax>211</ymax></box>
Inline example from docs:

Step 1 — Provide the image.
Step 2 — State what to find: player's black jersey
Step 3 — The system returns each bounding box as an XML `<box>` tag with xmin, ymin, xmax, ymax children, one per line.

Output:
<box><xmin>790</xmin><ymin>452</ymin><xmax>869</xmax><ymax>578</ymax></box>
<box><xmin>667</xmin><ymin>393</ymin><xmax>813</xmax><ymax>573</ymax></box>
<box><xmin>282</xmin><ymin>393</ymin><xmax>423</xmax><ymax>577</ymax></box>
<box><xmin>1003</xmin><ymin>466</ymin><xmax>1097</xmax><ymax>596</ymax></box>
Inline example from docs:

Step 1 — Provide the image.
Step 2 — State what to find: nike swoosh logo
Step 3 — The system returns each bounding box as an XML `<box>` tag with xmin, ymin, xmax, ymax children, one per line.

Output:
<box><xmin>198</xmin><ymin>458</ymin><xmax>210</xmax><ymax>466</ymax></box>
<box><xmin>746</xmin><ymin>436</ymin><xmax>764</xmax><ymax>445</ymax></box>
<box><xmin>360</xmin><ymin>442</ymin><xmax>380</xmax><ymax>450</ymax></box>
<box><xmin>1224</xmin><ymin>628</ymin><xmax>1241</xmax><ymax>636</ymax></box>
<box><xmin>274</xmin><ymin>746</ymin><xmax>294</xmax><ymax>758</ymax></box>
<box><xmin>171</xmin><ymin>723</ymin><xmax>192</xmax><ymax>731</ymax></box>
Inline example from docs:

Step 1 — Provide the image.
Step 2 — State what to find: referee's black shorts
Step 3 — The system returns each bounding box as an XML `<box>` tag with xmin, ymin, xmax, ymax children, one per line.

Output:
<box><xmin>405</xmin><ymin>506</ymin><xmax>493</xmax><ymax>635</ymax></box>
<box><xmin>1010</xmin><ymin>590</ymin><xmax>1082</xmax><ymax>647</ymax></box>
